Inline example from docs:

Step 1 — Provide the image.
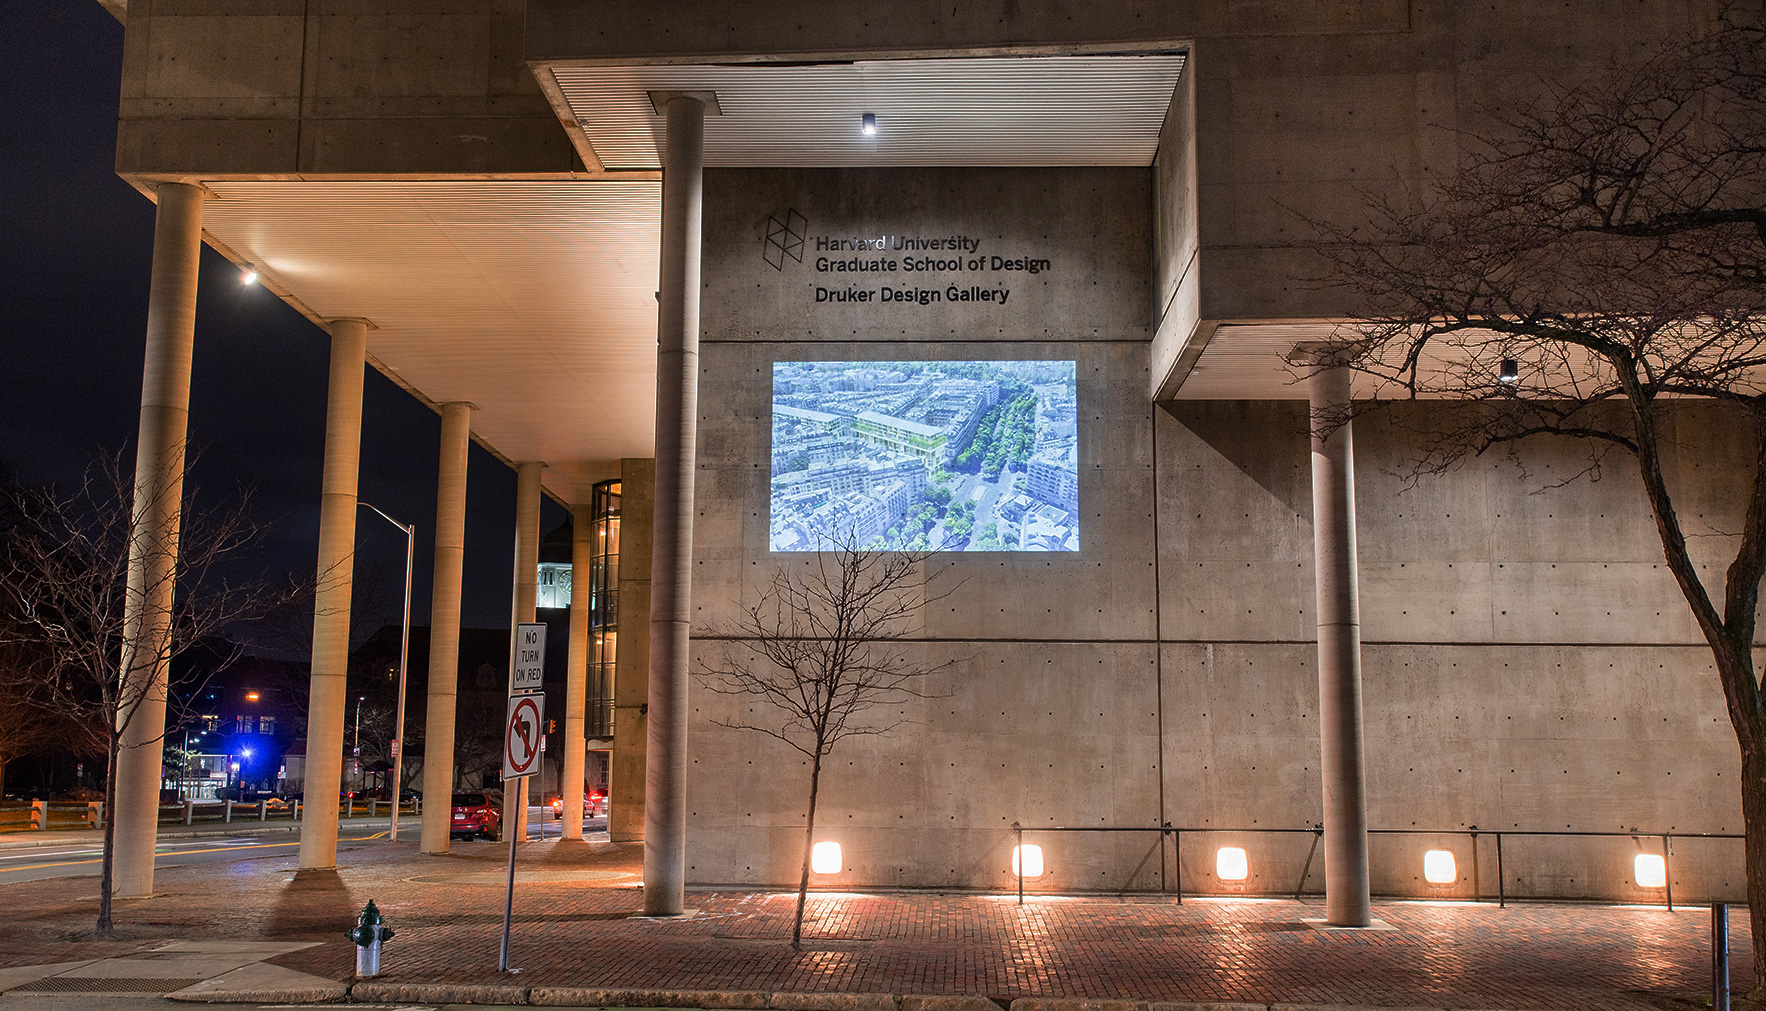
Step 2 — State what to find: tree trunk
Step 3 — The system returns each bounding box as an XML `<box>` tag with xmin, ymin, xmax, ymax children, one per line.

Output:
<box><xmin>792</xmin><ymin>749</ymin><xmax>824</xmax><ymax>949</ymax></box>
<box><xmin>1739</xmin><ymin>747</ymin><xmax>1766</xmax><ymax>1000</ymax></box>
<box><xmin>97</xmin><ymin>731</ymin><xmax>120</xmax><ymax>938</ymax></box>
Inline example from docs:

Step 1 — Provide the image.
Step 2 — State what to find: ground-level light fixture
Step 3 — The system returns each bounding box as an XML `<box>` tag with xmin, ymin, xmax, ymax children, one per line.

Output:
<box><xmin>861</xmin><ymin>112</ymin><xmax>877</xmax><ymax>135</ymax></box>
<box><xmin>241</xmin><ymin>264</ymin><xmax>259</xmax><ymax>285</ymax></box>
<box><xmin>1423</xmin><ymin>850</ymin><xmax>1457</xmax><ymax>884</ymax></box>
<box><xmin>1498</xmin><ymin>358</ymin><xmax>1519</xmax><ymax>383</ymax></box>
<box><xmin>1634</xmin><ymin>853</ymin><xmax>1667</xmax><ymax>888</ymax></box>
<box><xmin>811</xmin><ymin>840</ymin><xmax>843</xmax><ymax>874</ymax></box>
<box><xmin>1012</xmin><ymin>843</ymin><xmax>1044</xmax><ymax>878</ymax></box>
<box><xmin>1216</xmin><ymin>846</ymin><xmax>1249</xmax><ymax>881</ymax></box>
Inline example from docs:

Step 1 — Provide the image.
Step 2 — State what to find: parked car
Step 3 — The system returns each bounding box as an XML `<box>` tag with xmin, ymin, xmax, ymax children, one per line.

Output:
<box><xmin>450</xmin><ymin>789</ymin><xmax>502</xmax><ymax>840</ymax></box>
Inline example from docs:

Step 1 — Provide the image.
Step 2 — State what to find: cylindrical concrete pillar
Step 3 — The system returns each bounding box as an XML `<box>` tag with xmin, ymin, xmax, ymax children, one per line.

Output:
<box><xmin>643</xmin><ymin>95</ymin><xmax>705</xmax><ymax>916</ymax></box>
<box><xmin>1308</xmin><ymin>358</ymin><xmax>1372</xmax><ymax>927</ymax></box>
<box><xmin>420</xmin><ymin>403</ymin><xmax>472</xmax><ymax>854</ymax></box>
<box><xmin>507</xmin><ymin>461</ymin><xmax>542</xmax><ymax>843</ymax></box>
<box><xmin>562</xmin><ymin>501</ymin><xmax>593</xmax><ymax>841</ymax></box>
<box><xmin>113</xmin><ymin>181</ymin><xmax>204</xmax><ymax>900</ymax></box>
<box><xmin>298</xmin><ymin>318</ymin><xmax>370</xmax><ymax>870</ymax></box>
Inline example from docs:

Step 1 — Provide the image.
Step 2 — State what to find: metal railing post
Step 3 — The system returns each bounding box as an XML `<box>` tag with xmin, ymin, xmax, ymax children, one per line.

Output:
<box><xmin>1013</xmin><ymin>822</ymin><xmax>1023</xmax><ymax>905</ymax></box>
<box><xmin>1496</xmin><ymin>832</ymin><xmax>1506</xmax><ymax>908</ymax></box>
<box><xmin>1662</xmin><ymin>834</ymin><xmax>1673</xmax><ymax>912</ymax></box>
<box><xmin>1173</xmin><ymin>828</ymin><xmax>1182</xmax><ymax>903</ymax></box>
<box><xmin>1295</xmin><ymin>826</ymin><xmax>1322</xmax><ymax>900</ymax></box>
<box><xmin>1713</xmin><ymin>902</ymin><xmax>1731</xmax><ymax>1011</ymax></box>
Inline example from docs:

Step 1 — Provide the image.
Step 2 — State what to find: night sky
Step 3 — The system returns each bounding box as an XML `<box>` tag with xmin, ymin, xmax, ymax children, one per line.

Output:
<box><xmin>1</xmin><ymin>3</ymin><xmax>568</xmax><ymax>634</ymax></box>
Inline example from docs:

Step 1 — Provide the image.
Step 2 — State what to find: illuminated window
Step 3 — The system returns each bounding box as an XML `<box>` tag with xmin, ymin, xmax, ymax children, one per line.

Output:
<box><xmin>235</xmin><ymin>715</ymin><xmax>250</xmax><ymax>734</ymax></box>
<box><xmin>1634</xmin><ymin>853</ymin><xmax>1666</xmax><ymax>889</ymax></box>
<box><xmin>259</xmin><ymin>716</ymin><xmax>275</xmax><ymax>735</ymax></box>
<box><xmin>1216</xmin><ymin>847</ymin><xmax>1249</xmax><ymax>881</ymax></box>
<box><xmin>811</xmin><ymin>840</ymin><xmax>842</xmax><ymax>874</ymax></box>
<box><xmin>1423</xmin><ymin>850</ymin><xmax>1457</xmax><ymax>884</ymax></box>
<box><xmin>1012</xmin><ymin>844</ymin><xmax>1044</xmax><ymax>878</ymax></box>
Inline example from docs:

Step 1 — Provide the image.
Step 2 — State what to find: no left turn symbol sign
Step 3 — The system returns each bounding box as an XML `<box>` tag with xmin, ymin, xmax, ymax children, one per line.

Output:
<box><xmin>503</xmin><ymin>694</ymin><xmax>544</xmax><ymax>780</ymax></box>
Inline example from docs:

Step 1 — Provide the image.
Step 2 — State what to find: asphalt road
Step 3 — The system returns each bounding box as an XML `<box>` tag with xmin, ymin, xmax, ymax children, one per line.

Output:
<box><xmin>0</xmin><ymin>831</ymin><xmax>387</xmax><ymax>884</ymax></box>
<box><xmin>0</xmin><ymin>809</ymin><xmax>610</xmax><ymax>886</ymax></box>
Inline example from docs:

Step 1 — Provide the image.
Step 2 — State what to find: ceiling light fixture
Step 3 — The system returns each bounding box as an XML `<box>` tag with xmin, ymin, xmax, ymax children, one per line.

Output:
<box><xmin>1498</xmin><ymin>358</ymin><xmax>1519</xmax><ymax>383</ymax></box>
<box><xmin>861</xmin><ymin>112</ymin><xmax>877</xmax><ymax>135</ymax></box>
<box><xmin>241</xmin><ymin>264</ymin><xmax>259</xmax><ymax>285</ymax></box>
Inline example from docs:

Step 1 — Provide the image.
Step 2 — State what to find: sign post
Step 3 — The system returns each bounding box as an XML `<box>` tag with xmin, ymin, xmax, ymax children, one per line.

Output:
<box><xmin>498</xmin><ymin>623</ymin><xmax>545</xmax><ymax>972</ymax></box>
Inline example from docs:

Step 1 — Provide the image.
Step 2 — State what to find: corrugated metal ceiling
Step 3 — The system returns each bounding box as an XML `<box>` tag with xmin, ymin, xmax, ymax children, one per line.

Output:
<box><xmin>550</xmin><ymin>55</ymin><xmax>1186</xmax><ymax>169</ymax></box>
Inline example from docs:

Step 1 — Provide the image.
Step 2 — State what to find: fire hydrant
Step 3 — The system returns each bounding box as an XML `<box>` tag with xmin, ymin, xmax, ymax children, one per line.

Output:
<box><xmin>348</xmin><ymin>899</ymin><xmax>395</xmax><ymax>977</ymax></box>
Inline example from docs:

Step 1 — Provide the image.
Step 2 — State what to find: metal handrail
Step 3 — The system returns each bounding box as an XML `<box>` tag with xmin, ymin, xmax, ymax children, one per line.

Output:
<box><xmin>1008</xmin><ymin>821</ymin><xmax>1742</xmax><ymax>910</ymax></box>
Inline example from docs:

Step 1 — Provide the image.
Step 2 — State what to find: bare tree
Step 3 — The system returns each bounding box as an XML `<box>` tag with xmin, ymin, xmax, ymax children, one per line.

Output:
<box><xmin>1310</xmin><ymin>7</ymin><xmax>1766</xmax><ymax>990</ymax></box>
<box><xmin>697</xmin><ymin>538</ymin><xmax>960</xmax><ymax>948</ymax></box>
<box><xmin>0</xmin><ymin>453</ymin><xmax>288</xmax><ymax>936</ymax></box>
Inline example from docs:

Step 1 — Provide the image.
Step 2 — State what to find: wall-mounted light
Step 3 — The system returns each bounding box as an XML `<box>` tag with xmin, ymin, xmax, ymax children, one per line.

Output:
<box><xmin>1634</xmin><ymin>853</ymin><xmax>1666</xmax><ymax>889</ymax></box>
<box><xmin>811</xmin><ymin>840</ymin><xmax>843</xmax><ymax>874</ymax></box>
<box><xmin>1012</xmin><ymin>843</ymin><xmax>1044</xmax><ymax>877</ymax></box>
<box><xmin>1216</xmin><ymin>846</ymin><xmax>1248</xmax><ymax>881</ymax></box>
<box><xmin>241</xmin><ymin>264</ymin><xmax>259</xmax><ymax>285</ymax></box>
<box><xmin>1423</xmin><ymin>850</ymin><xmax>1457</xmax><ymax>884</ymax></box>
<box><xmin>861</xmin><ymin>112</ymin><xmax>877</xmax><ymax>136</ymax></box>
<box><xmin>1498</xmin><ymin>358</ymin><xmax>1519</xmax><ymax>383</ymax></box>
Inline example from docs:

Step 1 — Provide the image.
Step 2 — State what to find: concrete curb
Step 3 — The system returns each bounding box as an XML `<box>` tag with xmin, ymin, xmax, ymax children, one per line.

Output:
<box><xmin>166</xmin><ymin>984</ymin><xmax>349</xmax><ymax>1003</ymax></box>
<box><xmin>150</xmin><ymin>982</ymin><xmax>1519</xmax><ymax>1010</ymax></box>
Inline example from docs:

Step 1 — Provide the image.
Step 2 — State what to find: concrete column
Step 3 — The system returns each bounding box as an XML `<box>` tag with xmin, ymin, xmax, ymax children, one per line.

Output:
<box><xmin>644</xmin><ymin>95</ymin><xmax>704</xmax><ymax>916</ymax></box>
<box><xmin>562</xmin><ymin>501</ymin><xmax>592</xmax><ymax>840</ymax></box>
<box><xmin>507</xmin><ymin>461</ymin><xmax>542</xmax><ymax>843</ymax></box>
<box><xmin>297</xmin><ymin>318</ymin><xmax>370</xmax><ymax>870</ymax></box>
<box><xmin>420</xmin><ymin>403</ymin><xmax>472</xmax><ymax>854</ymax></box>
<box><xmin>113</xmin><ymin>181</ymin><xmax>203</xmax><ymax>899</ymax></box>
<box><xmin>612</xmin><ymin>458</ymin><xmax>653</xmax><ymax>844</ymax></box>
<box><xmin>1308</xmin><ymin>357</ymin><xmax>1372</xmax><ymax>927</ymax></box>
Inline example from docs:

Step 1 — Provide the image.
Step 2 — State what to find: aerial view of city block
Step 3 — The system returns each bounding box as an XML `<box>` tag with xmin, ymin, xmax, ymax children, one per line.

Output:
<box><xmin>771</xmin><ymin>361</ymin><xmax>1079</xmax><ymax>552</ymax></box>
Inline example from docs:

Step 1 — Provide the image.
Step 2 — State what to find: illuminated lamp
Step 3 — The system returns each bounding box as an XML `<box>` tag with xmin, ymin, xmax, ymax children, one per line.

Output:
<box><xmin>1012</xmin><ymin>843</ymin><xmax>1044</xmax><ymax>878</ymax></box>
<box><xmin>1498</xmin><ymin>358</ymin><xmax>1519</xmax><ymax>383</ymax></box>
<box><xmin>1423</xmin><ymin>850</ymin><xmax>1457</xmax><ymax>884</ymax></box>
<box><xmin>241</xmin><ymin>264</ymin><xmax>259</xmax><ymax>285</ymax></box>
<box><xmin>861</xmin><ymin>112</ymin><xmax>877</xmax><ymax>135</ymax></box>
<box><xmin>811</xmin><ymin>840</ymin><xmax>843</xmax><ymax>874</ymax></box>
<box><xmin>1634</xmin><ymin>853</ymin><xmax>1666</xmax><ymax>889</ymax></box>
<box><xmin>1216</xmin><ymin>846</ymin><xmax>1249</xmax><ymax>881</ymax></box>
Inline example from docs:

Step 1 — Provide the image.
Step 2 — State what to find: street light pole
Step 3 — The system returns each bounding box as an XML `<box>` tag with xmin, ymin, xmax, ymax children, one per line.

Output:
<box><xmin>359</xmin><ymin>500</ymin><xmax>416</xmax><ymax>842</ymax></box>
<box><xmin>353</xmin><ymin>694</ymin><xmax>365</xmax><ymax>798</ymax></box>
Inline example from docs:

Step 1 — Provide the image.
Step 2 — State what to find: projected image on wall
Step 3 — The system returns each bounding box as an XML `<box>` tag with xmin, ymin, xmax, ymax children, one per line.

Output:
<box><xmin>771</xmin><ymin>361</ymin><xmax>1079</xmax><ymax>552</ymax></box>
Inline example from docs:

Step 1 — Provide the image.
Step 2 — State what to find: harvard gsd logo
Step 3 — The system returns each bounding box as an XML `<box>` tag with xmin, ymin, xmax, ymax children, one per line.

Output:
<box><xmin>762</xmin><ymin>209</ymin><xmax>807</xmax><ymax>270</ymax></box>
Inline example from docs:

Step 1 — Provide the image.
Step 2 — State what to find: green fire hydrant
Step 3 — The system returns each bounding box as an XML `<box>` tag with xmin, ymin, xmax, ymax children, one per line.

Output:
<box><xmin>348</xmin><ymin>899</ymin><xmax>395</xmax><ymax>977</ymax></box>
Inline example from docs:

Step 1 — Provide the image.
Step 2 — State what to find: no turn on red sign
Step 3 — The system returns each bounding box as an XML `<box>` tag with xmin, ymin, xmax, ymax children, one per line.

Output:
<box><xmin>503</xmin><ymin>694</ymin><xmax>544</xmax><ymax>780</ymax></box>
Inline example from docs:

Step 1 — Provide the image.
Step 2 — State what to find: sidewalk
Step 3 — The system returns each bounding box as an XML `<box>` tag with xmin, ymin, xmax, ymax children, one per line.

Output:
<box><xmin>0</xmin><ymin>834</ymin><xmax>1746</xmax><ymax>1010</ymax></box>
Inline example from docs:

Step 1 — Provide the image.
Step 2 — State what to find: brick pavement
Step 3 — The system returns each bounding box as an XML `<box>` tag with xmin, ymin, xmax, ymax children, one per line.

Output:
<box><xmin>0</xmin><ymin>836</ymin><xmax>1747</xmax><ymax>1009</ymax></box>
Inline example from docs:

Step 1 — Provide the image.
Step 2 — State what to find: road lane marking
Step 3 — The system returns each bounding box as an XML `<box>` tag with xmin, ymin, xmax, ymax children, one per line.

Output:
<box><xmin>1</xmin><ymin>835</ymin><xmax>382</xmax><ymax>874</ymax></box>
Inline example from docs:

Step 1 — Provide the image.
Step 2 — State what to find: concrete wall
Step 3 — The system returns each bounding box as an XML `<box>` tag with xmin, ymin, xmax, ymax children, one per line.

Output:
<box><xmin>685</xmin><ymin>164</ymin><xmax>1745</xmax><ymax>902</ymax></box>
<box><xmin>527</xmin><ymin>0</ymin><xmax>1721</xmax><ymax>326</ymax></box>
<box><xmin>116</xmin><ymin>0</ymin><xmax>580</xmax><ymax>180</ymax></box>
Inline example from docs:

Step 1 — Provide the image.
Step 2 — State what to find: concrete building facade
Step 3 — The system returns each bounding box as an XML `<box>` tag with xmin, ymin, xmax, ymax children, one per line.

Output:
<box><xmin>90</xmin><ymin>0</ymin><xmax>1748</xmax><ymax>907</ymax></box>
